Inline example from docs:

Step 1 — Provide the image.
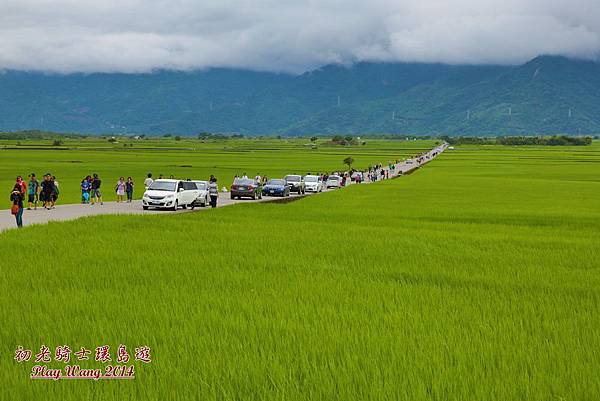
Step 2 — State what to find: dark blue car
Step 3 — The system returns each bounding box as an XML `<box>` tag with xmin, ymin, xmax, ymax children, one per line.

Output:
<box><xmin>262</xmin><ymin>179</ymin><xmax>290</xmax><ymax>197</ymax></box>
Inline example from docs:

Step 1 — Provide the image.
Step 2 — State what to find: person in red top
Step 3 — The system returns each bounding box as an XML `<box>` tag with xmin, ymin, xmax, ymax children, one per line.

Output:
<box><xmin>16</xmin><ymin>176</ymin><xmax>27</xmax><ymax>196</ymax></box>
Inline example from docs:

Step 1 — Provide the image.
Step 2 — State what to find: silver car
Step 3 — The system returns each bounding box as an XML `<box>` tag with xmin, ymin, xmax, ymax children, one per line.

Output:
<box><xmin>191</xmin><ymin>180</ymin><xmax>210</xmax><ymax>208</ymax></box>
<box><xmin>325</xmin><ymin>175</ymin><xmax>341</xmax><ymax>189</ymax></box>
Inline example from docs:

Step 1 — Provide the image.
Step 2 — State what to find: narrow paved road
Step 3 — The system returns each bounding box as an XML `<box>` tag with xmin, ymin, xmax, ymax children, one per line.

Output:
<box><xmin>0</xmin><ymin>143</ymin><xmax>447</xmax><ymax>232</ymax></box>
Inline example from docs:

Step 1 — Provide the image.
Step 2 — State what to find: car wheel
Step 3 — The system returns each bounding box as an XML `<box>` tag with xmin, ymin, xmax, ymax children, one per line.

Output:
<box><xmin>172</xmin><ymin>200</ymin><xmax>178</xmax><ymax>211</ymax></box>
<box><xmin>143</xmin><ymin>206</ymin><xmax>148</xmax><ymax>210</ymax></box>
<box><xmin>252</xmin><ymin>193</ymin><xmax>256</xmax><ymax>200</ymax></box>
<box><xmin>182</xmin><ymin>204</ymin><xmax>187</xmax><ymax>209</ymax></box>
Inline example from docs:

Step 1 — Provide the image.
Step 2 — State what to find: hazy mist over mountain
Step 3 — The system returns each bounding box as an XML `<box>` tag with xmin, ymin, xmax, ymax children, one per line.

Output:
<box><xmin>1</xmin><ymin>0</ymin><xmax>600</xmax><ymax>74</ymax></box>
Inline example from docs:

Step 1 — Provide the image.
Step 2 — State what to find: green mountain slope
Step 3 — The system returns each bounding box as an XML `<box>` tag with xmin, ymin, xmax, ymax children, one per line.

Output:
<box><xmin>1</xmin><ymin>56</ymin><xmax>599</xmax><ymax>135</ymax></box>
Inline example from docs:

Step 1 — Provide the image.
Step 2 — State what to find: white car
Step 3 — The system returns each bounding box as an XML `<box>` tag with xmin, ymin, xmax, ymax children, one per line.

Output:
<box><xmin>190</xmin><ymin>180</ymin><xmax>210</xmax><ymax>208</ymax></box>
<box><xmin>304</xmin><ymin>175</ymin><xmax>323</xmax><ymax>192</ymax></box>
<box><xmin>405</xmin><ymin>159</ymin><xmax>414</xmax><ymax>165</ymax></box>
<box><xmin>142</xmin><ymin>179</ymin><xmax>200</xmax><ymax>211</ymax></box>
<box><xmin>325</xmin><ymin>175</ymin><xmax>341</xmax><ymax>189</ymax></box>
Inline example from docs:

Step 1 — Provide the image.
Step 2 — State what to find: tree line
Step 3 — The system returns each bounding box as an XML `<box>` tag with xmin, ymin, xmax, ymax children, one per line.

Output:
<box><xmin>440</xmin><ymin>135</ymin><xmax>593</xmax><ymax>146</ymax></box>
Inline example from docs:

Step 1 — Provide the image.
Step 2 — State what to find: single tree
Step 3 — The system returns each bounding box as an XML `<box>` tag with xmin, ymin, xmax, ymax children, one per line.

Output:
<box><xmin>343</xmin><ymin>156</ymin><xmax>354</xmax><ymax>170</ymax></box>
<box><xmin>310</xmin><ymin>136</ymin><xmax>318</xmax><ymax>142</ymax></box>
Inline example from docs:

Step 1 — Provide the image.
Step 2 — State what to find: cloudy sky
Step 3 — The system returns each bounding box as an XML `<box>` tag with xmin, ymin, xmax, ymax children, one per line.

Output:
<box><xmin>1</xmin><ymin>0</ymin><xmax>599</xmax><ymax>74</ymax></box>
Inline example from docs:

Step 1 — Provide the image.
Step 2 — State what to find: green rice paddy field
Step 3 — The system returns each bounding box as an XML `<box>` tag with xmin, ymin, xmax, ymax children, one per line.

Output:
<box><xmin>1</xmin><ymin>141</ymin><xmax>599</xmax><ymax>400</ymax></box>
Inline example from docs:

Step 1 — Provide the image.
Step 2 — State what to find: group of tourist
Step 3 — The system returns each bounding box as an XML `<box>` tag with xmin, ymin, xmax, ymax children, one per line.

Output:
<box><xmin>9</xmin><ymin>173</ymin><xmax>60</xmax><ymax>228</ymax></box>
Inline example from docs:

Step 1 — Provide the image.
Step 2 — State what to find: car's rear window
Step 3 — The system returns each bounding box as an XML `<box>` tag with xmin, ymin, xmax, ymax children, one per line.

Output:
<box><xmin>234</xmin><ymin>178</ymin><xmax>253</xmax><ymax>185</ymax></box>
<box><xmin>268</xmin><ymin>179</ymin><xmax>286</xmax><ymax>185</ymax></box>
<box><xmin>285</xmin><ymin>175</ymin><xmax>301</xmax><ymax>182</ymax></box>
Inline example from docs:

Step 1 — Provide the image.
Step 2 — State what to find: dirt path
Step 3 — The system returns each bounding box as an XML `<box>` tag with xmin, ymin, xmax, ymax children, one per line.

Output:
<box><xmin>0</xmin><ymin>143</ymin><xmax>447</xmax><ymax>232</ymax></box>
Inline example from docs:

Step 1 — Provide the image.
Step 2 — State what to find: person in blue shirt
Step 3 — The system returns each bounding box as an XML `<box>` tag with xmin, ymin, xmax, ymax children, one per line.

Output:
<box><xmin>81</xmin><ymin>175</ymin><xmax>91</xmax><ymax>204</ymax></box>
<box><xmin>27</xmin><ymin>173</ymin><xmax>39</xmax><ymax>210</ymax></box>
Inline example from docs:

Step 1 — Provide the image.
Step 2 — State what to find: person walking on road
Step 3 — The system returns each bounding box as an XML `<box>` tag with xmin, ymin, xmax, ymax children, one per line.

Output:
<box><xmin>51</xmin><ymin>176</ymin><xmax>59</xmax><ymax>206</ymax></box>
<box><xmin>208</xmin><ymin>177</ymin><xmax>219</xmax><ymax>208</ymax></box>
<box><xmin>41</xmin><ymin>174</ymin><xmax>55</xmax><ymax>209</ymax></box>
<box><xmin>16</xmin><ymin>176</ymin><xmax>27</xmax><ymax>197</ymax></box>
<box><xmin>126</xmin><ymin>177</ymin><xmax>134</xmax><ymax>202</ymax></box>
<box><xmin>10</xmin><ymin>184</ymin><xmax>24</xmax><ymax>228</ymax></box>
<box><xmin>144</xmin><ymin>173</ymin><xmax>153</xmax><ymax>189</ymax></box>
<box><xmin>27</xmin><ymin>173</ymin><xmax>39</xmax><ymax>210</ymax></box>
<box><xmin>115</xmin><ymin>177</ymin><xmax>126</xmax><ymax>203</ymax></box>
<box><xmin>81</xmin><ymin>176</ymin><xmax>91</xmax><ymax>204</ymax></box>
<box><xmin>91</xmin><ymin>173</ymin><xmax>103</xmax><ymax>205</ymax></box>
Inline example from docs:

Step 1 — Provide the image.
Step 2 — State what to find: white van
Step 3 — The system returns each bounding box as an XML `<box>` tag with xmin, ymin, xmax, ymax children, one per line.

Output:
<box><xmin>142</xmin><ymin>179</ymin><xmax>200</xmax><ymax>211</ymax></box>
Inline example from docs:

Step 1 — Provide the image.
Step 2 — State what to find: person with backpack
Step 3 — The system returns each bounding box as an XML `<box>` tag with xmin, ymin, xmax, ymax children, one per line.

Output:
<box><xmin>208</xmin><ymin>176</ymin><xmax>219</xmax><ymax>208</ymax></box>
<box><xmin>125</xmin><ymin>177</ymin><xmax>134</xmax><ymax>202</ymax></box>
<box><xmin>27</xmin><ymin>173</ymin><xmax>39</xmax><ymax>210</ymax></box>
<box><xmin>40</xmin><ymin>174</ymin><xmax>55</xmax><ymax>209</ymax></box>
<box><xmin>91</xmin><ymin>173</ymin><xmax>103</xmax><ymax>205</ymax></box>
<box><xmin>10</xmin><ymin>184</ymin><xmax>24</xmax><ymax>228</ymax></box>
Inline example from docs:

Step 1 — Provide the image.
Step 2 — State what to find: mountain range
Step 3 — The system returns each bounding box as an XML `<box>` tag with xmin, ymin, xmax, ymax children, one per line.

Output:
<box><xmin>1</xmin><ymin>55</ymin><xmax>599</xmax><ymax>136</ymax></box>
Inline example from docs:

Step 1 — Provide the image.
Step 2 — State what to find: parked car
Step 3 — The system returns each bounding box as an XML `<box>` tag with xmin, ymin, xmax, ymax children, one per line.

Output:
<box><xmin>303</xmin><ymin>175</ymin><xmax>323</xmax><ymax>192</ymax></box>
<box><xmin>231</xmin><ymin>178</ymin><xmax>262</xmax><ymax>200</ymax></box>
<box><xmin>325</xmin><ymin>175</ymin><xmax>341</xmax><ymax>189</ymax></box>
<box><xmin>142</xmin><ymin>179</ymin><xmax>199</xmax><ymax>211</ymax></box>
<box><xmin>284</xmin><ymin>174</ymin><xmax>305</xmax><ymax>194</ymax></box>
<box><xmin>262</xmin><ymin>179</ymin><xmax>290</xmax><ymax>197</ymax></box>
<box><xmin>190</xmin><ymin>180</ymin><xmax>210</xmax><ymax>208</ymax></box>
